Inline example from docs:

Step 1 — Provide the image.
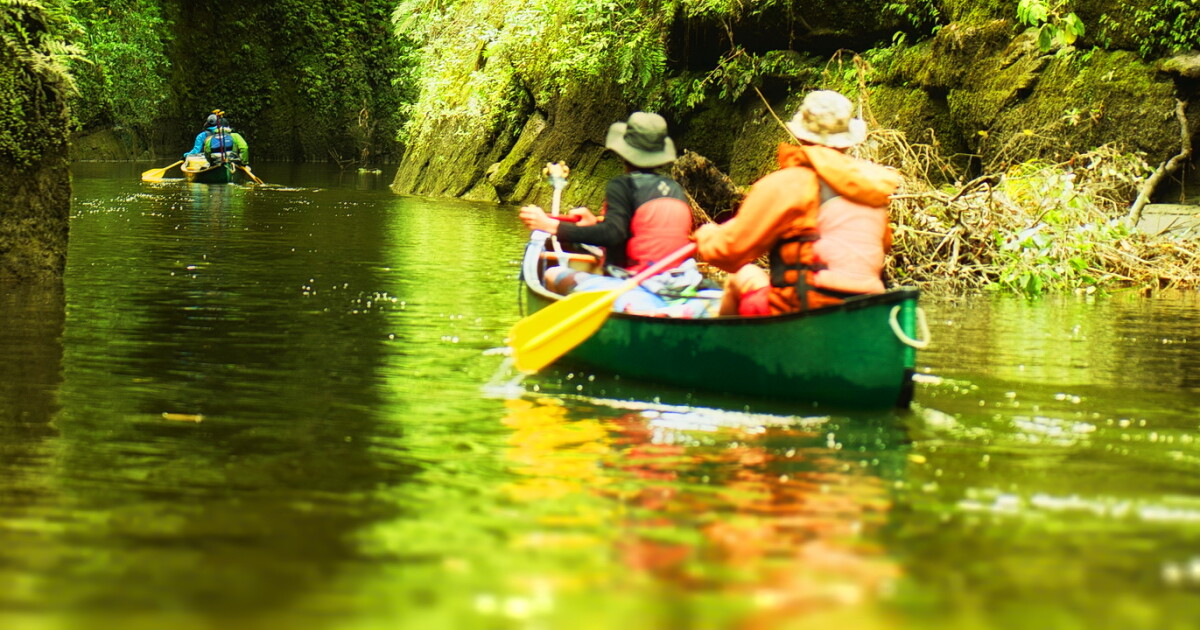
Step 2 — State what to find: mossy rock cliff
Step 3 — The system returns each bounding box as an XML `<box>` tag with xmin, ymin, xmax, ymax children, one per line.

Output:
<box><xmin>392</xmin><ymin>2</ymin><xmax>1190</xmax><ymax>203</ymax></box>
<box><xmin>879</xmin><ymin>22</ymin><xmax>1179</xmax><ymax>172</ymax></box>
<box><xmin>0</xmin><ymin>4</ymin><xmax>72</xmax><ymax>282</ymax></box>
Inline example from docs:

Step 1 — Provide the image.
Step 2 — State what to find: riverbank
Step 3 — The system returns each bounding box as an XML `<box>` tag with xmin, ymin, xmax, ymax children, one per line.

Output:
<box><xmin>382</xmin><ymin>2</ymin><xmax>1199</xmax><ymax>295</ymax></box>
<box><xmin>677</xmin><ymin>125</ymin><xmax>1200</xmax><ymax>296</ymax></box>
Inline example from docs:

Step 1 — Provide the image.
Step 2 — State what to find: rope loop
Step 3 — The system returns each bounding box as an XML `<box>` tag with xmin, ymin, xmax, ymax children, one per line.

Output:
<box><xmin>889</xmin><ymin>305</ymin><xmax>930</xmax><ymax>349</ymax></box>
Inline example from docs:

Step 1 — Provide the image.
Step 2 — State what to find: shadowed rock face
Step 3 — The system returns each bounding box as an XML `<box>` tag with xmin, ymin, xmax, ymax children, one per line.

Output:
<box><xmin>0</xmin><ymin>6</ymin><xmax>72</xmax><ymax>282</ymax></box>
<box><xmin>671</xmin><ymin>151</ymin><xmax>745</xmax><ymax>224</ymax></box>
<box><xmin>0</xmin><ymin>152</ymin><xmax>71</xmax><ymax>282</ymax></box>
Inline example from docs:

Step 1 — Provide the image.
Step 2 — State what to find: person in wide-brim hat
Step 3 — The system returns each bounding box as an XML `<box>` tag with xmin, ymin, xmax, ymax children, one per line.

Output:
<box><xmin>785</xmin><ymin>90</ymin><xmax>867</xmax><ymax>149</ymax></box>
<box><xmin>605</xmin><ymin>111</ymin><xmax>677</xmax><ymax>168</ymax></box>
<box><xmin>518</xmin><ymin>110</ymin><xmax>695</xmax><ymax>302</ymax></box>
<box><xmin>692</xmin><ymin>88</ymin><xmax>900</xmax><ymax>317</ymax></box>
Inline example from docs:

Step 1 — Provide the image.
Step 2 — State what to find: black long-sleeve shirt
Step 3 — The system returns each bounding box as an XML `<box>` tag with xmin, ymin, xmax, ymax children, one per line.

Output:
<box><xmin>557</xmin><ymin>171</ymin><xmax>688</xmax><ymax>269</ymax></box>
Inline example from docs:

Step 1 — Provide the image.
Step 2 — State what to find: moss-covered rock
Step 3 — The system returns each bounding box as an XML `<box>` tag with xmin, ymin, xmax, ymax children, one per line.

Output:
<box><xmin>388</xmin><ymin>71</ymin><xmax>537</xmax><ymax>201</ymax></box>
<box><xmin>891</xmin><ymin>20</ymin><xmax>1014</xmax><ymax>89</ymax></box>
<box><xmin>984</xmin><ymin>49</ymin><xmax>1177</xmax><ymax>166</ymax></box>
<box><xmin>937</xmin><ymin>0</ymin><xmax>1014</xmax><ymax>24</ymax></box>
<box><xmin>674</xmin><ymin>101</ymin><xmax>746</xmax><ymax>175</ymax></box>
<box><xmin>0</xmin><ymin>3</ymin><xmax>72</xmax><ymax>282</ymax></box>
<box><xmin>869</xmin><ymin>85</ymin><xmax>968</xmax><ymax>160</ymax></box>
<box><xmin>871</xmin><ymin>20</ymin><xmax>1179</xmax><ymax>173</ymax></box>
<box><xmin>71</xmin><ymin>128</ymin><xmax>153</xmax><ymax>161</ymax></box>
<box><xmin>389</xmin><ymin>0</ymin><xmax>1191</xmax><ymax>206</ymax></box>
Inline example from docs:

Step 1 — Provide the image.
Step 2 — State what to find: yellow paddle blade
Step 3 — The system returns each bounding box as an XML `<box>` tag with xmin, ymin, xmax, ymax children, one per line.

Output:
<box><xmin>509</xmin><ymin>289</ymin><xmax>623</xmax><ymax>373</ymax></box>
<box><xmin>237</xmin><ymin>164</ymin><xmax>265</xmax><ymax>184</ymax></box>
<box><xmin>509</xmin><ymin>240</ymin><xmax>696</xmax><ymax>373</ymax></box>
<box><xmin>140</xmin><ymin>160</ymin><xmax>182</xmax><ymax>181</ymax></box>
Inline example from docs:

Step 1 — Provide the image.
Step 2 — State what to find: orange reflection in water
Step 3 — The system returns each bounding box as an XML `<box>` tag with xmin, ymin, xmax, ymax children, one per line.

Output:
<box><xmin>500</xmin><ymin>398</ymin><xmax>902</xmax><ymax>628</ymax></box>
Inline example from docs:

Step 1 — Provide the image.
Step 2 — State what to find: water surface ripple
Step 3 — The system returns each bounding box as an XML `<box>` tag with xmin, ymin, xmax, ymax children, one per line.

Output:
<box><xmin>0</xmin><ymin>162</ymin><xmax>1197</xmax><ymax>630</ymax></box>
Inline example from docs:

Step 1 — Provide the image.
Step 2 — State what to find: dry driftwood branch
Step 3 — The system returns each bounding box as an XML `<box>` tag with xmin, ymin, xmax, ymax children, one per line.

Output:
<box><xmin>672</xmin><ymin>150</ymin><xmax>745</xmax><ymax>223</ymax></box>
<box><xmin>1129</xmin><ymin>99</ymin><xmax>1192</xmax><ymax>224</ymax></box>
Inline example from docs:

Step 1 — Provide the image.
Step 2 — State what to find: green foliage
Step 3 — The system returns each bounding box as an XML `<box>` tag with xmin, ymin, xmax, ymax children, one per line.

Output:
<box><xmin>1</xmin><ymin>0</ymin><xmax>83</xmax><ymax>99</ymax></box>
<box><xmin>1016</xmin><ymin>0</ymin><xmax>1085</xmax><ymax>52</ymax></box>
<box><xmin>1129</xmin><ymin>1</ymin><xmax>1200</xmax><ymax>57</ymax></box>
<box><xmin>67</xmin><ymin>0</ymin><xmax>169</xmax><ymax>132</ymax></box>
<box><xmin>990</xmin><ymin>152</ymin><xmax>1151</xmax><ymax>296</ymax></box>
<box><xmin>394</xmin><ymin>0</ymin><xmax>668</xmax><ymax>142</ymax></box>
<box><xmin>884</xmin><ymin>0</ymin><xmax>942</xmax><ymax>32</ymax></box>
<box><xmin>0</xmin><ymin>0</ymin><xmax>80</xmax><ymax>165</ymax></box>
<box><xmin>676</xmin><ymin>0</ymin><xmax>787</xmax><ymax>21</ymax></box>
<box><xmin>393</xmin><ymin>0</ymin><xmax>810</xmax><ymax>144</ymax></box>
<box><xmin>674</xmin><ymin>48</ymin><xmax>816</xmax><ymax>110</ymax></box>
<box><xmin>491</xmin><ymin>0</ymin><xmax>677</xmax><ymax>104</ymax></box>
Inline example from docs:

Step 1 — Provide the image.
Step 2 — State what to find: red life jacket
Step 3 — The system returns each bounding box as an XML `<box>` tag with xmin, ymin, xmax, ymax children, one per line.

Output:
<box><xmin>626</xmin><ymin>196</ymin><xmax>693</xmax><ymax>273</ymax></box>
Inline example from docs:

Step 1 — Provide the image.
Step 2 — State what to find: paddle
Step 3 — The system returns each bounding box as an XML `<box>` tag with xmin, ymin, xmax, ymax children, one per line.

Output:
<box><xmin>237</xmin><ymin>163</ymin><xmax>265</xmax><ymax>184</ymax></box>
<box><xmin>544</xmin><ymin>161</ymin><xmax>569</xmax><ymax>262</ymax></box>
<box><xmin>141</xmin><ymin>160</ymin><xmax>182</xmax><ymax>181</ymax></box>
<box><xmin>509</xmin><ymin>241</ymin><xmax>697</xmax><ymax>372</ymax></box>
<box><xmin>545</xmin><ymin>161</ymin><xmax>569</xmax><ymax>202</ymax></box>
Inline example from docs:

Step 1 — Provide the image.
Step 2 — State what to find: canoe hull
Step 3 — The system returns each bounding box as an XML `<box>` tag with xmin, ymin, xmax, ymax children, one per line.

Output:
<box><xmin>182</xmin><ymin>161</ymin><xmax>239</xmax><ymax>184</ymax></box>
<box><xmin>519</xmin><ymin>236</ymin><xmax>921</xmax><ymax>408</ymax></box>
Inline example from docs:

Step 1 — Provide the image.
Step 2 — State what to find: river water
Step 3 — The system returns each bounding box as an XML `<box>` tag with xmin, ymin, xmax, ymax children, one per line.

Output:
<box><xmin>1</xmin><ymin>162</ymin><xmax>1198</xmax><ymax>630</ymax></box>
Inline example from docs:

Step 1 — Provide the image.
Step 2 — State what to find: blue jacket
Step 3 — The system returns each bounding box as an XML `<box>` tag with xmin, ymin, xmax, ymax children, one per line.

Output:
<box><xmin>185</xmin><ymin>127</ymin><xmax>218</xmax><ymax>156</ymax></box>
<box><xmin>185</xmin><ymin>126</ymin><xmax>249</xmax><ymax>161</ymax></box>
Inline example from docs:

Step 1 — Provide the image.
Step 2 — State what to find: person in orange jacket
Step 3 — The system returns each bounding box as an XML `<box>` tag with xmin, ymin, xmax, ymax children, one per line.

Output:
<box><xmin>693</xmin><ymin>90</ymin><xmax>901</xmax><ymax>316</ymax></box>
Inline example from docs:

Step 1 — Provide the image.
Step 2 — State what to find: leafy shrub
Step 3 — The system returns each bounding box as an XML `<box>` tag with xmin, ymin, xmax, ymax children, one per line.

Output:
<box><xmin>67</xmin><ymin>0</ymin><xmax>170</xmax><ymax>132</ymax></box>
<box><xmin>1016</xmin><ymin>0</ymin><xmax>1086</xmax><ymax>52</ymax></box>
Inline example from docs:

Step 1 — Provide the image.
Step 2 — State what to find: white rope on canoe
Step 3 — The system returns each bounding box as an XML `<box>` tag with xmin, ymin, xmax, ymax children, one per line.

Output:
<box><xmin>889</xmin><ymin>305</ymin><xmax>930</xmax><ymax>349</ymax></box>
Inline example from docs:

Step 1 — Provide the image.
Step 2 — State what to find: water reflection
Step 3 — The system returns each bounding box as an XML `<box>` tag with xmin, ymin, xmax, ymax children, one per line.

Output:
<box><xmin>0</xmin><ymin>280</ymin><xmax>66</xmax><ymax>616</ymax></box>
<box><xmin>1</xmin><ymin>164</ymin><xmax>1198</xmax><ymax>629</ymax></box>
<box><xmin>499</xmin><ymin>396</ymin><xmax>909</xmax><ymax>628</ymax></box>
<box><xmin>188</xmin><ymin>181</ymin><xmax>237</xmax><ymax>216</ymax></box>
<box><xmin>919</xmin><ymin>291</ymin><xmax>1200</xmax><ymax>393</ymax></box>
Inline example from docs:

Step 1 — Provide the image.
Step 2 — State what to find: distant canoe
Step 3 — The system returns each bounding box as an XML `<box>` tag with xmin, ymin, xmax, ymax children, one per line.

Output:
<box><xmin>519</xmin><ymin>234</ymin><xmax>927</xmax><ymax>409</ymax></box>
<box><xmin>182</xmin><ymin>160</ymin><xmax>241</xmax><ymax>184</ymax></box>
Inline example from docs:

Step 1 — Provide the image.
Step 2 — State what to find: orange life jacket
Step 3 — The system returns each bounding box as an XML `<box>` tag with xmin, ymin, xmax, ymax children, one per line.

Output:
<box><xmin>769</xmin><ymin>181</ymin><xmax>889</xmax><ymax>311</ymax></box>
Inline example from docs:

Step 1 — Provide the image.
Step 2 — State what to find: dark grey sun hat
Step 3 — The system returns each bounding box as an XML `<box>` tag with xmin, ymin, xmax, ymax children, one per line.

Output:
<box><xmin>605</xmin><ymin>112</ymin><xmax>677</xmax><ymax>168</ymax></box>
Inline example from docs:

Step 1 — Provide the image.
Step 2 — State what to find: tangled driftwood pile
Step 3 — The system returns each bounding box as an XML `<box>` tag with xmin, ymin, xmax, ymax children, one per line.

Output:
<box><xmin>675</xmin><ymin>127</ymin><xmax>1200</xmax><ymax>295</ymax></box>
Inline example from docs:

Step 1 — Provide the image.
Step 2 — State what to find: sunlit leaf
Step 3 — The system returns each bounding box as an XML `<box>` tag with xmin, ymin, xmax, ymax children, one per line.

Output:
<box><xmin>1038</xmin><ymin>24</ymin><xmax>1056</xmax><ymax>51</ymax></box>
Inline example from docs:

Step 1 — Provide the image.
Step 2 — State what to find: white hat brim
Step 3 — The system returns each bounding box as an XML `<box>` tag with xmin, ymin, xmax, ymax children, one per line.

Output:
<box><xmin>786</xmin><ymin>117</ymin><xmax>867</xmax><ymax>149</ymax></box>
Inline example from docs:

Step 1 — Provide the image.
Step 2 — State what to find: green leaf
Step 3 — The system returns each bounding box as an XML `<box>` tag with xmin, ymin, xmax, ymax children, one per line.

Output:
<box><xmin>1026</xmin><ymin>273</ymin><xmax>1044</xmax><ymax>295</ymax></box>
<box><xmin>1065</xmin><ymin>13</ymin><xmax>1086</xmax><ymax>37</ymax></box>
<box><xmin>1037</xmin><ymin>24</ymin><xmax>1056</xmax><ymax>51</ymax></box>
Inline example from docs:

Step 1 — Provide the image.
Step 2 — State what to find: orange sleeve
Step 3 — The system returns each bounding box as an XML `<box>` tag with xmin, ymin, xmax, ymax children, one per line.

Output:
<box><xmin>694</xmin><ymin>168</ymin><xmax>818</xmax><ymax>273</ymax></box>
<box><xmin>805</xmin><ymin>146</ymin><xmax>900</xmax><ymax>206</ymax></box>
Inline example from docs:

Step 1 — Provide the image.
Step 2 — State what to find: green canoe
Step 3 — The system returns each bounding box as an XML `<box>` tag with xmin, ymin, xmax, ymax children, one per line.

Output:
<box><xmin>518</xmin><ymin>234</ymin><xmax>927</xmax><ymax>408</ymax></box>
<box><xmin>182</xmin><ymin>160</ymin><xmax>241</xmax><ymax>184</ymax></box>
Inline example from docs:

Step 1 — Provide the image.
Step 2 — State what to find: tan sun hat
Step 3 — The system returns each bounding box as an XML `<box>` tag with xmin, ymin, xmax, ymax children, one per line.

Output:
<box><xmin>605</xmin><ymin>112</ymin><xmax>677</xmax><ymax>168</ymax></box>
<box><xmin>785</xmin><ymin>90</ymin><xmax>867</xmax><ymax>149</ymax></box>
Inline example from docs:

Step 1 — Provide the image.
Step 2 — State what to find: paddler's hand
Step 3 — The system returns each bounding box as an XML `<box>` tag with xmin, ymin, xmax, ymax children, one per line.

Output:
<box><xmin>519</xmin><ymin>204</ymin><xmax>558</xmax><ymax>235</ymax></box>
<box><xmin>565</xmin><ymin>207</ymin><xmax>599</xmax><ymax>226</ymax></box>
